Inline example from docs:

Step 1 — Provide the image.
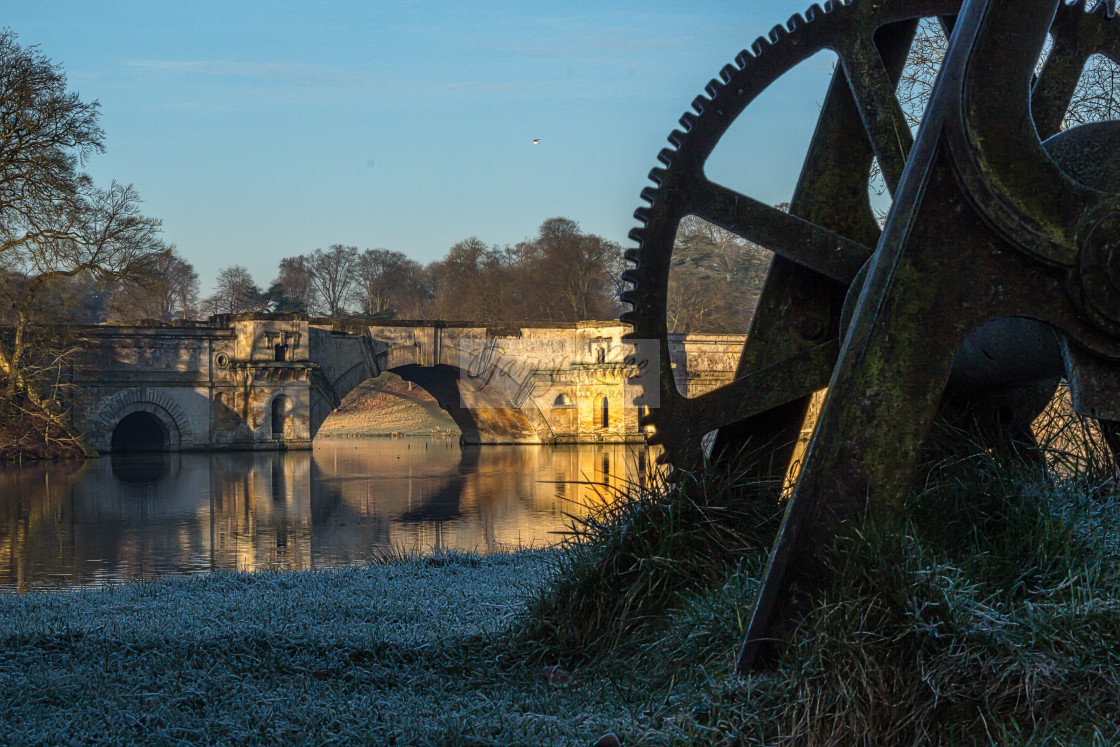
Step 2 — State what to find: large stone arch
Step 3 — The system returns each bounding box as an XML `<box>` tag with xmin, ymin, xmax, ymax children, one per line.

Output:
<box><xmin>390</xmin><ymin>364</ymin><xmax>552</xmax><ymax>444</ymax></box>
<box><xmin>92</xmin><ymin>388</ymin><xmax>191</xmax><ymax>453</ymax></box>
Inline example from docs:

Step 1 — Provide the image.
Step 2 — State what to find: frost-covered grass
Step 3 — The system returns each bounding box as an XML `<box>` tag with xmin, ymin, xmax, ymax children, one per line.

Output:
<box><xmin>524</xmin><ymin>427</ymin><xmax>1120</xmax><ymax>745</ymax></box>
<box><xmin>0</xmin><ymin>551</ymin><xmax>632</xmax><ymax>745</ymax></box>
<box><xmin>8</xmin><ymin>414</ymin><xmax>1120</xmax><ymax>745</ymax></box>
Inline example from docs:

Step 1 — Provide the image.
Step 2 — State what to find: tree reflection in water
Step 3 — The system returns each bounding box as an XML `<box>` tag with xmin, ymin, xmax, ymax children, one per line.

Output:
<box><xmin>0</xmin><ymin>438</ymin><xmax>656</xmax><ymax>590</ymax></box>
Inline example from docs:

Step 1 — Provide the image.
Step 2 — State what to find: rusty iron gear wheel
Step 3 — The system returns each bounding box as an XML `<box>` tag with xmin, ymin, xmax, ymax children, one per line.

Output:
<box><xmin>623</xmin><ymin>0</ymin><xmax>1119</xmax><ymax>470</ymax></box>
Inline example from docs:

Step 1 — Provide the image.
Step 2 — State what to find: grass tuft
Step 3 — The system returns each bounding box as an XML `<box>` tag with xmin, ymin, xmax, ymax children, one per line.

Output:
<box><xmin>520</xmin><ymin>456</ymin><xmax>784</xmax><ymax>659</ymax></box>
<box><xmin>516</xmin><ymin>412</ymin><xmax>1120</xmax><ymax>744</ymax></box>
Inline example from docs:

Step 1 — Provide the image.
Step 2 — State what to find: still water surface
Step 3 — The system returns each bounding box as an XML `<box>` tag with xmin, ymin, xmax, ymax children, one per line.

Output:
<box><xmin>0</xmin><ymin>438</ymin><xmax>653</xmax><ymax>591</ymax></box>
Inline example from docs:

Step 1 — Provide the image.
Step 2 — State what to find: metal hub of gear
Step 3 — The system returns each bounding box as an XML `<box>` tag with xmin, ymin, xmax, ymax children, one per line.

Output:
<box><xmin>623</xmin><ymin>0</ymin><xmax>1120</xmax><ymax>472</ymax></box>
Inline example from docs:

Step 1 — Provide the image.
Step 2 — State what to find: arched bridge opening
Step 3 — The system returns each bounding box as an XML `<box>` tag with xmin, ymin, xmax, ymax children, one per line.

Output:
<box><xmin>315</xmin><ymin>365</ymin><xmax>546</xmax><ymax>444</ymax></box>
<box><xmin>392</xmin><ymin>364</ymin><xmax>542</xmax><ymax>444</ymax></box>
<box><xmin>111</xmin><ymin>411</ymin><xmax>169</xmax><ymax>453</ymax></box>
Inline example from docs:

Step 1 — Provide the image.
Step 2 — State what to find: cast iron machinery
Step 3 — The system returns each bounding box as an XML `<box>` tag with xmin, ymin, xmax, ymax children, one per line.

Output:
<box><xmin>622</xmin><ymin>0</ymin><xmax>1120</xmax><ymax>673</ymax></box>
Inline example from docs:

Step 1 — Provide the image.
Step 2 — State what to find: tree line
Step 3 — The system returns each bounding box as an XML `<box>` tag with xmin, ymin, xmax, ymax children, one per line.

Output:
<box><xmin>197</xmin><ymin>216</ymin><xmax>626</xmax><ymax>324</ymax></box>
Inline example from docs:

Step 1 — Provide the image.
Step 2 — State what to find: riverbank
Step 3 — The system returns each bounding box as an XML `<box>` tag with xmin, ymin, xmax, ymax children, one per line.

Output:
<box><xmin>0</xmin><ymin>396</ymin><xmax>87</xmax><ymax>461</ymax></box>
<box><xmin>0</xmin><ymin>551</ymin><xmax>604</xmax><ymax>744</ymax></box>
<box><xmin>4</xmin><ymin>435</ymin><xmax>1120</xmax><ymax>744</ymax></box>
<box><xmin>0</xmin><ymin>548</ymin><xmax>733</xmax><ymax>745</ymax></box>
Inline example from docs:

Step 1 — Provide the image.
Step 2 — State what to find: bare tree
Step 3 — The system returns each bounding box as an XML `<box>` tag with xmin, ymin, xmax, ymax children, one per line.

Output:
<box><xmin>351</xmin><ymin>248</ymin><xmax>412</xmax><ymax>317</ymax></box>
<box><xmin>0</xmin><ymin>30</ymin><xmax>170</xmax><ymax>451</ymax></box>
<box><xmin>205</xmin><ymin>265</ymin><xmax>265</xmax><ymax>315</ymax></box>
<box><xmin>308</xmin><ymin>244</ymin><xmax>357</xmax><ymax>316</ymax></box>
<box><xmin>897</xmin><ymin>17</ymin><xmax>1119</xmax><ymax>130</ymax></box>
<box><xmin>527</xmin><ymin>217</ymin><xmax>621</xmax><ymax>322</ymax></box>
<box><xmin>266</xmin><ymin>255</ymin><xmax>315</xmax><ymax>313</ymax></box>
<box><xmin>666</xmin><ymin>215</ymin><xmax>771</xmax><ymax>333</ymax></box>
<box><xmin>106</xmin><ymin>250</ymin><xmax>198</xmax><ymax>321</ymax></box>
<box><xmin>1065</xmin><ymin>53</ymin><xmax>1120</xmax><ymax>127</ymax></box>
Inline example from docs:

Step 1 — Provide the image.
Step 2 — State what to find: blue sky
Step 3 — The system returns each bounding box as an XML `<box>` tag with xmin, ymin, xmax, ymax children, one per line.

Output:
<box><xmin>8</xmin><ymin>1</ymin><xmax>836</xmax><ymax>293</ymax></box>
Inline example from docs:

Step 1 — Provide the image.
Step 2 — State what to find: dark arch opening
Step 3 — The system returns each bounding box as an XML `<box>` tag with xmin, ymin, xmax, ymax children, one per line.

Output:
<box><xmin>111</xmin><ymin>412</ymin><xmax>168</xmax><ymax>453</ymax></box>
<box><xmin>272</xmin><ymin>396</ymin><xmax>289</xmax><ymax>439</ymax></box>
<box><xmin>600</xmin><ymin>396</ymin><xmax>610</xmax><ymax>429</ymax></box>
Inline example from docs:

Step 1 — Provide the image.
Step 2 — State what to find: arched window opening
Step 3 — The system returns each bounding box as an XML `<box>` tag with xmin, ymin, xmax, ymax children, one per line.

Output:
<box><xmin>599</xmin><ymin>396</ymin><xmax>610</xmax><ymax>429</ymax></box>
<box><xmin>111</xmin><ymin>412</ymin><xmax>167</xmax><ymax>453</ymax></box>
<box><xmin>271</xmin><ymin>396</ymin><xmax>289</xmax><ymax>439</ymax></box>
<box><xmin>553</xmin><ymin>393</ymin><xmax>573</xmax><ymax>407</ymax></box>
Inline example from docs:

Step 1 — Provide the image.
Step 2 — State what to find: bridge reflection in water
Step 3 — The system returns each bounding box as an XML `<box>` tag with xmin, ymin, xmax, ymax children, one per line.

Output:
<box><xmin>0</xmin><ymin>438</ymin><xmax>656</xmax><ymax>591</ymax></box>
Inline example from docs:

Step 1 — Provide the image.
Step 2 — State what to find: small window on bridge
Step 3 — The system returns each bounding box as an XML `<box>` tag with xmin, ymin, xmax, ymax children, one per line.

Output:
<box><xmin>599</xmin><ymin>396</ymin><xmax>609</xmax><ymax>429</ymax></box>
<box><xmin>274</xmin><ymin>344</ymin><xmax>288</xmax><ymax>362</ymax></box>
<box><xmin>553</xmin><ymin>393</ymin><xmax>573</xmax><ymax>408</ymax></box>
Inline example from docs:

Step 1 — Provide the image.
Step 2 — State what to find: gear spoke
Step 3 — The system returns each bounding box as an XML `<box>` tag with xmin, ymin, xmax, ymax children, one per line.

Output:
<box><xmin>691</xmin><ymin>180</ymin><xmax>872</xmax><ymax>284</ymax></box>
<box><xmin>840</xmin><ymin>36</ymin><xmax>914</xmax><ymax>195</ymax></box>
<box><xmin>680</xmin><ymin>341</ymin><xmax>838</xmax><ymax>436</ymax></box>
<box><xmin>1033</xmin><ymin>35</ymin><xmax>1093</xmax><ymax>137</ymax></box>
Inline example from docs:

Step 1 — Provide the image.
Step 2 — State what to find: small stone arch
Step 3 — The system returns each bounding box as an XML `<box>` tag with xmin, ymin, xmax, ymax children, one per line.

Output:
<box><xmin>597</xmin><ymin>394</ymin><xmax>610</xmax><ymax>429</ymax></box>
<box><xmin>95</xmin><ymin>388</ymin><xmax>191</xmax><ymax>453</ymax></box>
<box><xmin>271</xmin><ymin>393</ymin><xmax>292</xmax><ymax>439</ymax></box>
<box><xmin>552</xmin><ymin>392</ymin><xmax>574</xmax><ymax>408</ymax></box>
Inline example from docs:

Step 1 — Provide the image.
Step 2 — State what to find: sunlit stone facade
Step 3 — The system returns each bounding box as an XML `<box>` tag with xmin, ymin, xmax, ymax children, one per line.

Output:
<box><xmin>64</xmin><ymin>315</ymin><xmax>745</xmax><ymax>453</ymax></box>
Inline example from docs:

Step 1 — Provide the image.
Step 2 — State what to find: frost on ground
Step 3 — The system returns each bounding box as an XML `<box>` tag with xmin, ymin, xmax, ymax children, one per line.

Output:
<box><xmin>0</xmin><ymin>551</ymin><xmax>642</xmax><ymax>745</ymax></box>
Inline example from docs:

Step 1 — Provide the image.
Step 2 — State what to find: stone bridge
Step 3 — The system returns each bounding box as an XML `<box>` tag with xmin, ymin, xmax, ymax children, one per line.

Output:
<box><xmin>63</xmin><ymin>314</ymin><xmax>745</xmax><ymax>453</ymax></box>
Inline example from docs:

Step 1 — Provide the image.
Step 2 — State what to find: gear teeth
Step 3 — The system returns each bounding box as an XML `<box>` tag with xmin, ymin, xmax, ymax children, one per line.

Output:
<box><xmin>667</xmin><ymin>129</ymin><xmax>687</xmax><ymax>147</ymax></box>
<box><xmin>623</xmin><ymin>248</ymin><xmax>641</xmax><ymax>264</ymax></box>
<box><xmin>719</xmin><ymin>63</ymin><xmax>737</xmax><ymax>83</ymax></box>
<box><xmin>822</xmin><ymin>0</ymin><xmax>838</xmax><ymax>12</ymax></box>
<box><xmin>620</xmin><ymin>289</ymin><xmax>638</xmax><ymax>306</ymax></box>
<box><xmin>804</xmin><ymin>4</ymin><xmax>825</xmax><ymax>22</ymax></box>
<box><xmin>691</xmin><ymin>95</ymin><xmax>710</xmax><ymax>114</ymax></box>
<box><xmin>619</xmin><ymin>312</ymin><xmax>637</xmax><ymax>326</ymax></box>
<box><xmin>734</xmin><ymin>50</ymin><xmax>751</xmax><ymax>68</ymax></box>
<box><xmin>633</xmin><ymin>206</ymin><xmax>650</xmax><ymax>225</ymax></box>
<box><xmin>627</xmin><ymin>227</ymin><xmax>645</xmax><ymax>244</ymax></box>
<box><xmin>787</xmin><ymin>13</ymin><xmax>806</xmax><ymax>32</ymax></box>
<box><xmin>621</xmin><ymin>269</ymin><xmax>640</xmax><ymax>285</ymax></box>
<box><xmin>769</xmin><ymin>23</ymin><xmax>791</xmax><ymax>45</ymax></box>
<box><xmin>751</xmin><ymin>36</ymin><xmax>770</xmax><ymax>57</ymax></box>
<box><xmin>679</xmin><ymin>111</ymin><xmax>697</xmax><ymax>131</ymax></box>
<box><xmin>1092</xmin><ymin>0</ymin><xmax>1116</xmax><ymax>18</ymax></box>
<box><xmin>704</xmin><ymin>79</ymin><xmax>724</xmax><ymax>98</ymax></box>
<box><xmin>640</xmin><ymin>186</ymin><xmax>658</xmax><ymax>204</ymax></box>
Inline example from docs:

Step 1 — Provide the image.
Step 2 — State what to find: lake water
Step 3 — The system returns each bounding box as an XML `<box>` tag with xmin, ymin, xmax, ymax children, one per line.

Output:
<box><xmin>0</xmin><ymin>438</ymin><xmax>654</xmax><ymax>591</ymax></box>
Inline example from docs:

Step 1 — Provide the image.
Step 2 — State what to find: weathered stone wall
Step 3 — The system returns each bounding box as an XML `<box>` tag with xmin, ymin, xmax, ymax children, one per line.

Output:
<box><xmin>667</xmin><ymin>332</ymin><xmax>749</xmax><ymax>397</ymax></box>
<box><xmin>365</xmin><ymin>321</ymin><xmax>644</xmax><ymax>444</ymax></box>
<box><xmin>67</xmin><ymin>316</ymin><xmax>746</xmax><ymax>452</ymax></box>
<box><xmin>71</xmin><ymin>316</ymin><xmax>317</xmax><ymax>454</ymax></box>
